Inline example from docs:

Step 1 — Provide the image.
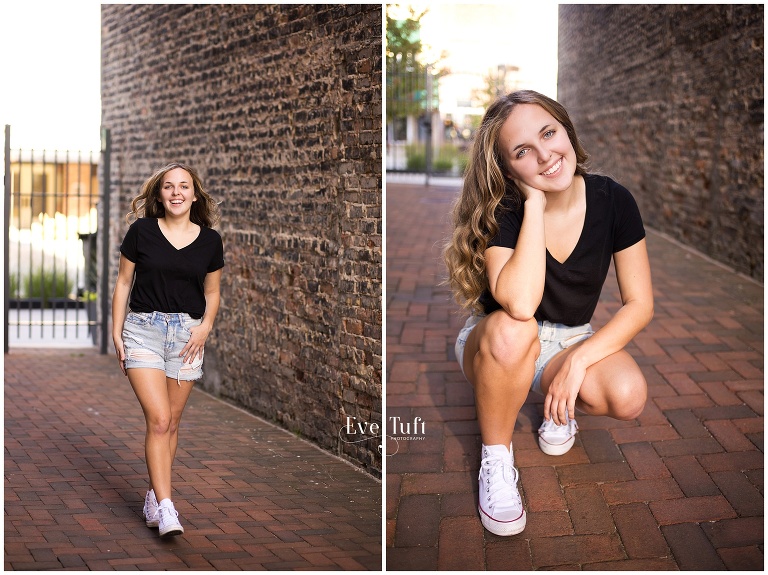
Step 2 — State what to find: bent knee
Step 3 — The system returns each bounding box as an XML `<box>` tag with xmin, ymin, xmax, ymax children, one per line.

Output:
<box><xmin>479</xmin><ymin>313</ymin><xmax>539</xmax><ymax>368</ymax></box>
<box><xmin>610</xmin><ymin>372</ymin><xmax>647</xmax><ymax>420</ymax></box>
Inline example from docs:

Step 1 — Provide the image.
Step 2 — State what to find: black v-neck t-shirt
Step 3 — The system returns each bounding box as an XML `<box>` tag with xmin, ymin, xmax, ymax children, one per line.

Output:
<box><xmin>479</xmin><ymin>174</ymin><xmax>646</xmax><ymax>326</ymax></box>
<box><xmin>120</xmin><ymin>218</ymin><xmax>225</xmax><ymax>319</ymax></box>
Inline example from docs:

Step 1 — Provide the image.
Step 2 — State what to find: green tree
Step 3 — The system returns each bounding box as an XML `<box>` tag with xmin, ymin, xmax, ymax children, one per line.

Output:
<box><xmin>386</xmin><ymin>6</ymin><xmax>425</xmax><ymax>62</ymax></box>
<box><xmin>386</xmin><ymin>6</ymin><xmax>431</xmax><ymax>121</ymax></box>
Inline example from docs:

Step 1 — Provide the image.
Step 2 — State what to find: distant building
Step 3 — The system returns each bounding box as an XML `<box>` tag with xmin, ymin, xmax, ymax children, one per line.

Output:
<box><xmin>9</xmin><ymin>151</ymin><xmax>98</xmax><ymax>229</ymax></box>
<box><xmin>7</xmin><ymin>151</ymin><xmax>99</xmax><ymax>301</ymax></box>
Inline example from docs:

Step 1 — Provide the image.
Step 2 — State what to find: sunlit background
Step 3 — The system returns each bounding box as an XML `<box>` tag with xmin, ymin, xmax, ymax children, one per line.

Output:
<box><xmin>0</xmin><ymin>1</ymin><xmax>101</xmax><ymax>152</ymax></box>
<box><xmin>1</xmin><ymin>1</ymin><xmax>101</xmax><ymax>347</ymax></box>
<box><xmin>386</xmin><ymin>2</ymin><xmax>559</xmax><ymax>173</ymax></box>
<box><xmin>389</xmin><ymin>2</ymin><xmax>559</xmax><ymax>111</ymax></box>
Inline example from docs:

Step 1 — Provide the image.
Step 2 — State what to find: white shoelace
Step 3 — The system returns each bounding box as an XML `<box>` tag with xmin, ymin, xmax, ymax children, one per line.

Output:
<box><xmin>539</xmin><ymin>415</ymin><xmax>578</xmax><ymax>436</ymax></box>
<box><xmin>479</xmin><ymin>450</ymin><xmax>522</xmax><ymax>513</ymax></box>
<box><xmin>159</xmin><ymin>504</ymin><xmax>179</xmax><ymax>523</ymax></box>
<box><xmin>145</xmin><ymin>490</ymin><xmax>158</xmax><ymax>516</ymax></box>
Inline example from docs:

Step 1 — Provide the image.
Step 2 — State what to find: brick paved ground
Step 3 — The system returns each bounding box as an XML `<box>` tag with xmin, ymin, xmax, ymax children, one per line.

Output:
<box><xmin>5</xmin><ymin>350</ymin><xmax>381</xmax><ymax>570</ymax></box>
<box><xmin>385</xmin><ymin>180</ymin><xmax>763</xmax><ymax>570</ymax></box>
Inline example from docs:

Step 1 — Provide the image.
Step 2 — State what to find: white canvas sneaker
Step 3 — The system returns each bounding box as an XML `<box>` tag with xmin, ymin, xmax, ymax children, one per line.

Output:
<box><xmin>538</xmin><ymin>413</ymin><xmax>579</xmax><ymax>455</ymax></box>
<box><xmin>143</xmin><ymin>489</ymin><xmax>159</xmax><ymax>528</ymax></box>
<box><xmin>157</xmin><ymin>499</ymin><xmax>184</xmax><ymax>537</ymax></box>
<box><xmin>477</xmin><ymin>444</ymin><xmax>526</xmax><ymax>536</ymax></box>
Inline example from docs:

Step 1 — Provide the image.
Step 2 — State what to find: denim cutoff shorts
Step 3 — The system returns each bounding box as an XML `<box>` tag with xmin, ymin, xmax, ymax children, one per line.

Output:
<box><xmin>454</xmin><ymin>314</ymin><xmax>594</xmax><ymax>395</ymax></box>
<box><xmin>122</xmin><ymin>311</ymin><xmax>204</xmax><ymax>384</ymax></box>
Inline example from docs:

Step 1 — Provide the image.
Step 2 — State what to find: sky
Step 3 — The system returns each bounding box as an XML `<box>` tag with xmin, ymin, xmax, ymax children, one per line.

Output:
<box><xmin>0</xmin><ymin>1</ymin><xmax>102</xmax><ymax>153</ymax></box>
<box><xmin>416</xmin><ymin>2</ymin><xmax>559</xmax><ymax>97</ymax></box>
<box><xmin>389</xmin><ymin>2</ymin><xmax>560</xmax><ymax>119</ymax></box>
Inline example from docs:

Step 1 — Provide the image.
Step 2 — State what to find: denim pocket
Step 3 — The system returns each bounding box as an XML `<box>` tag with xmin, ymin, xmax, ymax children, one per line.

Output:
<box><xmin>125</xmin><ymin>311</ymin><xmax>152</xmax><ymax>326</ymax></box>
<box><xmin>180</xmin><ymin>316</ymin><xmax>202</xmax><ymax>336</ymax></box>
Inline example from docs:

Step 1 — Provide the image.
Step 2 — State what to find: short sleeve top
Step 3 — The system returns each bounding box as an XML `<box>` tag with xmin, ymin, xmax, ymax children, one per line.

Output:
<box><xmin>120</xmin><ymin>218</ymin><xmax>225</xmax><ymax>319</ymax></box>
<box><xmin>478</xmin><ymin>174</ymin><xmax>646</xmax><ymax>325</ymax></box>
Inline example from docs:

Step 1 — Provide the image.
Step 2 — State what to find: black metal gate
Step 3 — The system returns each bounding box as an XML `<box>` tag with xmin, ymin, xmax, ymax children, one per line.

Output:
<box><xmin>3</xmin><ymin>125</ymin><xmax>110</xmax><ymax>353</ymax></box>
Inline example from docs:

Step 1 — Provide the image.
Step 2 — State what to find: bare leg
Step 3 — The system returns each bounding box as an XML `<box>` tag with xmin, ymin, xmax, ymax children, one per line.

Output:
<box><xmin>463</xmin><ymin>311</ymin><xmax>540</xmax><ymax>448</ymax></box>
<box><xmin>166</xmin><ymin>378</ymin><xmax>195</xmax><ymax>464</ymax></box>
<box><xmin>128</xmin><ymin>368</ymin><xmax>174</xmax><ymax>502</ymax></box>
<box><xmin>540</xmin><ymin>343</ymin><xmax>647</xmax><ymax>420</ymax></box>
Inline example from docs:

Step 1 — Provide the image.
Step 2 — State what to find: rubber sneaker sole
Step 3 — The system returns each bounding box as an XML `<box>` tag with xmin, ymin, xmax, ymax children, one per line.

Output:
<box><xmin>478</xmin><ymin>506</ymin><xmax>526</xmax><ymax>536</ymax></box>
<box><xmin>144</xmin><ymin>514</ymin><xmax>159</xmax><ymax>528</ymax></box>
<box><xmin>159</xmin><ymin>523</ymin><xmax>184</xmax><ymax>537</ymax></box>
<box><xmin>538</xmin><ymin>434</ymin><xmax>576</xmax><ymax>456</ymax></box>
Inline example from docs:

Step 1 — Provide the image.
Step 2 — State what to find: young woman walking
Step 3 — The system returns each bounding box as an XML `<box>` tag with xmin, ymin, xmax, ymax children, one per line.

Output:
<box><xmin>112</xmin><ymin>162</ymin><xmax>224</xmax><ymax>537</ymax></box>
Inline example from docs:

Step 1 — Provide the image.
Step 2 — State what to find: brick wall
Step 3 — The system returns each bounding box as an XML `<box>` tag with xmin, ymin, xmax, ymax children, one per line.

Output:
<box><xmin>101</xmin><ymin>4</ymin><xmax>382</xmax><ymax>475</ymax></box>
<box><xmin>558</xmin><ymin>5</ymin><xmax>763</xmax><ymax>281</ymax></box>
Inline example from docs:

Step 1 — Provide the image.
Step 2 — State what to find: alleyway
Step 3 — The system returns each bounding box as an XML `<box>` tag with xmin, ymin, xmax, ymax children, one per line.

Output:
<box><xmin>5</xmin><ymin>350</ymin><xmax>381</xmax><ymax>570</ymax></box>
<box><xmin>386</xmin><ymin>180</ymin><xmax>763</xmax><ymax>570</ymax></box>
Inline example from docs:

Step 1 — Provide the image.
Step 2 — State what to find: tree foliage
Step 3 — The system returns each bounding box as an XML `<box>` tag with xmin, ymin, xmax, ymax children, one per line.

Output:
<box><xmin>386</xmin><ymin>5</ymin><xmax>427</xmax><ymax>63</ymax></box>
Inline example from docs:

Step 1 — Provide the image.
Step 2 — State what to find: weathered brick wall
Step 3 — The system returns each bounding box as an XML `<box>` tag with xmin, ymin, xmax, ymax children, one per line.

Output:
<box><xmin>558</xmin><ymin>5</ymin><xmax>763</xmax><ymax>280</ymax></box>
<box><xmin>101</xmin><ymin>4</ymin><xmax>382</xmax><ymax>475</ymax></box>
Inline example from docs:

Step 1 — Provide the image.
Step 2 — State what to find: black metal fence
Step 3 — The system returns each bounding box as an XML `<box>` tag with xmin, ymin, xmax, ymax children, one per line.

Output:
<box><xmin>3</xmin><ymin>125</ymin><xmax>110</xmax><ymax>352</ymax></box>
<box><xmin>386</xmin><ymin>59</ymin><xmax>438</xmax><ymax>175</ymax></box>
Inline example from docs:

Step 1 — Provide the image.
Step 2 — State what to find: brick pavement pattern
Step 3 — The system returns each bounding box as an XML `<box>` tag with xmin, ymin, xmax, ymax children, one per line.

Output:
<box><xmin>385</xmin><ymin>181</ymin><xmax>763</xmax><ymax>570</ymax></box>
<box><xmin>5</xmin><ymin>350</ymin><xmax>381</xmax><ymax>570</ymax></box>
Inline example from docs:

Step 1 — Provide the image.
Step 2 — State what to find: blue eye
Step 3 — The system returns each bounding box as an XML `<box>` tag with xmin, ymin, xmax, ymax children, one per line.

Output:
<box><xmin>544</xmin><ymin>129</ymin><xmax>555</xmax><ymax>138</ymax></box>
<box><xmin>516</xmin><ymin>148</ymin><xmax>528</xmax><ymax>159</ymax></box>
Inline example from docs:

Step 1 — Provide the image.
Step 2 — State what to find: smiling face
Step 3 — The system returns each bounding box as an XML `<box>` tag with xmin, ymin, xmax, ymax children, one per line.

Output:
<box><xmin>158</xmin><ymin>167</ymin><xmax>197</xmax><ymax>218</ymax></box>
<box><xmin>498</xmin><ymin>103</ymin><xmax>578</xmax><ymax>194</ymax></box>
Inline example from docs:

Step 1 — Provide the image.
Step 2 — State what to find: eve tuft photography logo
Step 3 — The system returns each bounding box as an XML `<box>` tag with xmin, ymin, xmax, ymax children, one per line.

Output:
<box><xmin>338</xmin><ymin>415</ymin><xmax>427</xmax><ymax>456</ymax></box>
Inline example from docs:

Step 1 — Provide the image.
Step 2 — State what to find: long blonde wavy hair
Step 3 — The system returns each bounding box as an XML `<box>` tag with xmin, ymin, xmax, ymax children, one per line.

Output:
<box><xmin>443</xmin><ymin>90</ymin><xmax>590</xmax><ymax>313</ymax></box>
<box><xmin>127</xmin><ymin>161</ymin><xmax>221</xmax><ymax>228</ymax></box>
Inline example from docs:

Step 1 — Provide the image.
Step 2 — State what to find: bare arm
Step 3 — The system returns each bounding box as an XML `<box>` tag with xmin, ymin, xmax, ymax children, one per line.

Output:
<box><xmin>485</xmin><ymin>189</ymin><xmax>547</xmax><ymax>320</ymax></box>
<box><xmin>545</xmin><ymin>239</ymin><xmax>654</xmax><ymax>422</ymax></box>
<box><xmin>180</xmin><ymin>268</ymin><xmax>222</xmax><ymax>363</ymax></box>
<box><xmin>112</xmin><ymin>254</ymin><xmax>136</xmax><ymax>375</ymax></box>
<box><xmin>567</xmin><ymin>238</ymin><xmax>653</xmax><ymax>366</ymax></box>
